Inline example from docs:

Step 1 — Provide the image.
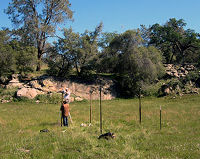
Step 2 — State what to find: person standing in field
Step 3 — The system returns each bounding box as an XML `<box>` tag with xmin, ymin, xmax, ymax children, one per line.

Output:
<box><xmin>60</xmin><ymin>88</ymin><xmax>71</xmax><ymax>127</ymax></box>
<box><xmin>63</xmin><ymin>88</ymin><xmax>71</xmax><ymax>104</ymax></box>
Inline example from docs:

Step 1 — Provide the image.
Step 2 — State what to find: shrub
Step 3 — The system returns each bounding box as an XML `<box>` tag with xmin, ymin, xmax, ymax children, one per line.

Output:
<box><xmin>35</xmin><ymin>93</ymin><xmax>62</xmax><ymax>104</ymax></box>
<box><xmin>0</xmin><ymin>87</ymin><xmax>18</xmax><ymax>97</ymax></box>
<box><xmin>14</xmin><ymin>96</ymin><xmax>32</xmax><ymax>102</ymax></box>
<box><xmin>115</xmin><ymin>74</ymin><xmax>140</xmax><ymax>98</ymax></box>
<box><xmin>184</xmin><ymin>70</ymin><xmax>200</xmax><ymax>87</ymax></box>
<box><xmin>142</xmin><ymin>81</ymin><xmax>165</xmax><ymax>96</ymax></box>
<box><xmin>0</xmin><ymin>87</ymin><xmax>18</xmax><ymax>102</ymax></box>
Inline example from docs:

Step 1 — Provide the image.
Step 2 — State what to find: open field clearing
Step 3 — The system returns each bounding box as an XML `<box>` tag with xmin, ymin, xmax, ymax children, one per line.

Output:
<box><xmin>0</xmin><ymin>95</ymin><xmax>200</xmax><ymax>158</ymax></box>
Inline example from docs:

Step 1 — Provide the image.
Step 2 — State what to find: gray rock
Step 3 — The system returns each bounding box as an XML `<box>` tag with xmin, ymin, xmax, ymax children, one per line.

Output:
<box><xmin>17</xmin><ymin>88</ymin><xmax>38</xmax><ymax>99</ymax></box>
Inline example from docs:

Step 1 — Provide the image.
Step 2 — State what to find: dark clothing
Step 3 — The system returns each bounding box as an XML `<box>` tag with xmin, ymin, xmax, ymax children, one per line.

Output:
<box><xmin>63</xmin><ymin>116</ymin><xmax>68</xmax><ymax>126</ymax></box>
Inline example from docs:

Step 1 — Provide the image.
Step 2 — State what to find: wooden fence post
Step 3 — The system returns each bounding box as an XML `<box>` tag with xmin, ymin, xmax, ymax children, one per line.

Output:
<box><xmin>139</xmin><ymin>88</ymin><xmax>142</xmax><ymax>124</ymax></box>
<box><xmin>89</xmin><ymin>90</ymin><xmax>92</xmax><ymax>124</ymax></box>
<box><xmin>160</xmin><ymin>106</ymin><xmax>162</xmax><ymax>130</ymax></box>
<box><xmin>99</xmin><ymin>81</ymin><xmax>102</xmax><ymax>134</ymax></box>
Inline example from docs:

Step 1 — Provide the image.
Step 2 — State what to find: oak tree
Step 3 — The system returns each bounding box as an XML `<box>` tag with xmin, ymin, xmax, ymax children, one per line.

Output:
<box><xmin>47</xmin><ymin>23</ymin><xmax>103</xmax><ymax>77</ymax></box>
<box><xmin>148</xmin><ymin>18</ymin><xmax>200</xmax><ymax>64</ymax></box>
<box><xmin>5</xmin><ymin>0</ymin><xmax>73</xmax><ymax>71</ymax></box>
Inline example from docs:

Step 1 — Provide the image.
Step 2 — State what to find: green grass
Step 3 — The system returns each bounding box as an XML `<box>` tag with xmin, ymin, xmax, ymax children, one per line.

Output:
<box><xmin>0</xmin><ymin>95</ymin><xmax>200</xmax><ymax>158</ymax></box>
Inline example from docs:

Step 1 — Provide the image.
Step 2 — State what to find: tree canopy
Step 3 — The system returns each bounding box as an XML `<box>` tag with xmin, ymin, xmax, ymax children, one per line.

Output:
<box><xmin>1</xmin><ymin>14</ymin><xmax>200</xmax><ymax>97</ymax></box>
<box><xmin>5</xmin><ymin>0</ymin><xmax>73</xmax><ymax>71</ymax></box>
<box><xmin>148</xmin><ymin>18</ymin><xmax>200</xmax><ymax>64</ymax></box>
<box><xmin>96</xmin><ymin>30</ymin><xmax>164</xmax><ymax>97</ymax></box>
<box><xmin>47</xmin><ymin>23</ymin><xmax>103</xmax><ymax>77</ymax></box>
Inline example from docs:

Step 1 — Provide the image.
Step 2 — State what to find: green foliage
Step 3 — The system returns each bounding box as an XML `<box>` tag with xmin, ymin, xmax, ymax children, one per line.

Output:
<box><xmin>10</xmin><ymin>40</ymin><xmax>37</xmax><ymax>74</ymax></box>
<box><xmin>184</xmin><ymin>70</ymin><xmax>199</xmax><ymax>82</ymax></box>
<box><xmin>184</xmin><ymin>70</ymin><xmax>200</xmax><ymax>87</ymax></box>
<box><xmin>0</xmin><ymin>87</ymin><xmax>18</xmax><ymax>97</ymax></box>
<box><xmin>47</xmin><ymin>23</ymin><xmax>103</xmax><ymax>77</ymax></box>
<box><xmin>0</xmin><ymin>46</ymin><xmax>15</xmax><ymax>75</ymax></box>
<box><xmin>99</xmin><ymin>30</ymin><xmax>165</xmax><ymax>97</ymax></box>
<box><xmin>16</xmin><ymin>48</ymin><xmax>37</xmax><ymax>73</ymax></box>
<box><xmin>142</xmin><ymin>80</ymin><xmax>166</xmax><ymax>96</ymax></box>
<box><xmin>98</xmin><ymin>32</ymin><xmax>119</xmax><ymax>48</ymax></box>
<box><xmin>115</xmin><ymin>74</ymin><xmax>140</xmax><ymax>98</ymax></box>
<box><xmin>14</xmin><ymin>96</ymin><xmax>33</xmax><ymax>102</ymax></box>
<box><xmin>46</xmin><ymin>54</ymin><xmax>71</xmax><ymax>77</ymax></box>
<box><xmin>0</xmin><ymin>96</ymin><xmax>200</xmax><ymax>158</ymax></box>
<box><xmin>0</xmin><ymin>30</ymin><xmax>16</xmax><ymax>77</ymax></box>
<box><xmin>136</xmin><ymin>46</ymin><xmax>165</xmax><ymax>82</ymax></box>
<box><xmin>167</xmin><ymin>78</ymin><xmax>184</xmax><ymax>90</ymax></box>
<box><xmin>6</xmin><ymin>0</ymin><xmax>73</xmax><ymax>71</ymax></box>
<box><xmin>35</xmin><ymin>93</ymin><xmax>62</xmax><ymax>104</ymax></box>
<box><xmin>0</xmin><ymin>88</ymin><xmax>63</xmax><ymax>103</ymax></box>
<box><xmin>148</xmin><ymin>18</ymin><xmax>200</xmax><ymax>64</ymax></box>
<box><xmin>0</xmin><ymin>30</ymin><xmax>38</xmax><ymax>82</ymax></box>
<box><xmin>158</xmin><ymin>78</ymin><xmax>184</xmax><ymax>97</ymax></box>
<box><xmin>0</xmin><ymin>87</ymin><xmax>42</xmax><ymax>103</ymax></box>
<box><xmin>47</xmin><ymin>28</ymin><xmax>80</xmax><ymax>77</ymax></box>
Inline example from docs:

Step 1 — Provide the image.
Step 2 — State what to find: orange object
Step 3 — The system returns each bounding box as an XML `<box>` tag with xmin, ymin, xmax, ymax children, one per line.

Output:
<box><xmin>63</xmin><ymin>103</ymin><xmax>70</xmax><ymax>117</ymax></box>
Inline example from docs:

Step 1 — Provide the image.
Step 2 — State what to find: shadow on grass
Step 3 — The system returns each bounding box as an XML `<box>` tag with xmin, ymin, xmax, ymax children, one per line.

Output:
<box><xmin>39</xmin><ymin>122</ymin><xmax>59</xmax><ymax>127</ymax></box>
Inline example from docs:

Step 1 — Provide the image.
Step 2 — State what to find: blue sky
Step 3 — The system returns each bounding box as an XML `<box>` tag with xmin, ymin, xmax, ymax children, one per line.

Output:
<box><xmin>1</xmin><ymin>0</ymin><xmax>200</xmax><ymax>34</ymax></box>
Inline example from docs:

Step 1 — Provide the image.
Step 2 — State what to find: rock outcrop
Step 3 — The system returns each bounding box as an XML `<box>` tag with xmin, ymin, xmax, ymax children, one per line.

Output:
<box><xmin>16</xmin><ymin>76</ymin><xmax>116</xmax><ymax>100</ymax></box>
<box><xmin>159</xmin><ymin>64</ymin><xmax>199</xmax><ymax>96</ymax></box>
<box><xmin>2</xmin><ymin>64</ymin><xmax>199</xmax><ymax>102</ymax></box>
<box><xmin>17</xmin><ymin>88</ymin><xmax>43</xmax><ymax>99</ymax></box>
<box><xmin>6</xmin><ymin>74</ymin><xmax>24</xmax><ymax>88</ymax></box>
<box><xmin>164</xmin><ymin>64</ymin><xmax>195</xmax><ymax>78</ymax></box>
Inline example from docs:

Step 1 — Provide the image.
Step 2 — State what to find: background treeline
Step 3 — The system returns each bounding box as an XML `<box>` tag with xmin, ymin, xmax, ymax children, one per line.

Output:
<box><xmin>1</xmin><ymin>18</ymin><xmax>200</xmax><ymax>97</ymax></box>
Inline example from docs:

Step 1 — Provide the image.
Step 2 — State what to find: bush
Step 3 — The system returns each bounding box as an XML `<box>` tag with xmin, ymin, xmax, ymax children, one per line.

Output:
<box><xmin>15</xmin><ymin>47</ymin><xmax>37</xmax><ymax>73</ymax></box>
<box><xmin>116</xmin><ymin>74</ymin><xmax>140</xmax><ymax>98</ymax></box>
<box><xmin>158</xmin><ymin>78</ymin><xmax>183</xmax><ymax>97</ymax></box>
<box><xmin>35</xmin><ymin>93</ymin><xmax>62</xmax><ymax>104</ymax></box>
<box><xmin>142</xmin><ymin>81</ymin><xmax>165</xmax><ymax>96</ymax></box>
<box><xmin>0</xmin><ymin>45</ymin><xmax>16</xmax><ymax>77</ymax></box>
<box><xmin>0</xmin><ymin>87</ymin><xmax>18</xmax><ymax>97</ymax></box>
<box><xmin>184</xmin><ymin>70</ymin><xmax>200</xmax><ymax>87</ymax></box>
<box><xmin>0</xmin><ymin>87</ymin><xmax>18</xmax><ymax>102</ymax></box>
<box><xmin>14</xmin><ymin>96</ymin><xmax>32</xmax><ymax>102</ymax></box>
<box><xmin>47</xmin><ymin>59</ymin><xmax>71</xmax><ymax>78</ymax></box>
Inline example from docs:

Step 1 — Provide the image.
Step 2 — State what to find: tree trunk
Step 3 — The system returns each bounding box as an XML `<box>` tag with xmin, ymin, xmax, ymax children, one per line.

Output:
<box><xmin>169</xmin><ymin>53</ymin><xmax>174</xmax><ymax>64</ymax></box>
<box><xmin>75</xmin><ymin>62</ymin><xmax>80</xmax><ymax>76</ymax></box>
<box><xmin>36</xmin><ymin>48</ymin><xmax>43</xmax><ymax>71</ymax></box>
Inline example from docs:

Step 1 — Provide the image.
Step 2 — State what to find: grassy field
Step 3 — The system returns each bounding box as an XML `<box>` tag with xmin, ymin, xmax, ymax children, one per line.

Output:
<box><xmin>0</xmin><ymin>95</ymin><xmax>200</xmax><ymax>159</ymax></box>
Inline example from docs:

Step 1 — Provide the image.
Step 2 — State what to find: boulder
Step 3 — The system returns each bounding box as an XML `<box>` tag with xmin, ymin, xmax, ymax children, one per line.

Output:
<box><xmin>6</xmin><ymin>82</ymin><xmax>24</xmax><ymax>88</ymax></box>
<box><xmin>29</xmin><ymin>80</ymin><xmax>42</xmax><ymax>90</ymax></box>
<box><xmin>41</xmin><ymin>79</ymin><xmax>57</xmax><ymax>92</ymax></box>
<box><xmin>6</xmin><ymin>74</ymin><xmax>23</xmax><ymax>88</ymax></box>
<box><xmin>6</xmin><ymin>74</ymin><xmax>24</xmax><ymax>88</ymax></box>
<box><xmin>69</xmin><ymin>97</ymin><xmax>75</xmax><ymax>102</ymax></box>
<box><xmin>17</xmin><ymin>88</ymin><xmax>39</xmax><ymax>99</ymax></box>
<box><xmin>75</xmin><ymin>97</ymin><xmax>83</xmax><ymax>101</ymax></box>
